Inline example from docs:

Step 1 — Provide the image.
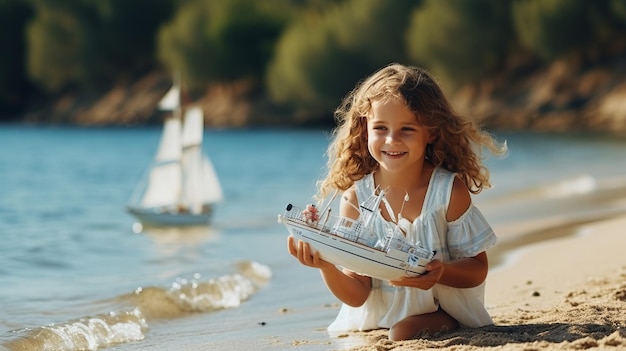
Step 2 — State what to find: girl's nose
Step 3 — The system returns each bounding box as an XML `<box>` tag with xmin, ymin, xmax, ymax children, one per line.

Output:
<box><xmin>386</xmin><ymin>130</ymin><xmax>400</xmax><ymax>144</ymax></box>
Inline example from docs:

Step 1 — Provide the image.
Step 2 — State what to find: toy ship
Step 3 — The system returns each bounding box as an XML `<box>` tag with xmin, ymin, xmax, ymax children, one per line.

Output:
<box><xmin>278</xmin><ymin>189</ymin><xmax>435</xmax><ymax>281</ymax></box>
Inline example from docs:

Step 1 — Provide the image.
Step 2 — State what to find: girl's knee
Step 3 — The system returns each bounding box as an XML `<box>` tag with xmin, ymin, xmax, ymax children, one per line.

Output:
<box><xmin>388</xmin><ymin>322</ymin><xmax>429</xmax><ymax>341</ymax></box>
<box><xmin>388</xmin><ymin>310</ymin><xmax>459</xmax><ymax>341</ymax></box>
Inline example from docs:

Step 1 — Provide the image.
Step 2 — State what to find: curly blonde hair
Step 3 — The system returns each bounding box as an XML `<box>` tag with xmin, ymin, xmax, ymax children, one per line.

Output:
<box><xmin>316</xmin><ymin>63</ymin><xmax>506</xmax><ymax>200</ymax></box>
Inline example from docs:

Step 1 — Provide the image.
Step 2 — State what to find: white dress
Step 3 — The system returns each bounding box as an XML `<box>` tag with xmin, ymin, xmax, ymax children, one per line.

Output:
<box><xmin>327</xmin><ymin>168</ymin><xmax>496</xmax><ymax>332</ymax></box>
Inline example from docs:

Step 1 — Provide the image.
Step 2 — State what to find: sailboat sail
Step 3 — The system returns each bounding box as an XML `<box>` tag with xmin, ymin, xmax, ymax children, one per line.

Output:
<box><xmin>180</xmin><ymin>106</ymin><xmax>223</xmax><ymax>214</ymax></box>
<box><xmin>201</xmin><ymin>155</ymin><xmax>222</xmax><ymax>203</ymax></box>
<box><xmin>158</xmin><ymin>81</ymin><xmax>181</xmax><ymax>110</ymax></box>
<box><xmin>140</xmin><ymin>117</ymin><xmax>183</xmax><ymax>209</ymax></box>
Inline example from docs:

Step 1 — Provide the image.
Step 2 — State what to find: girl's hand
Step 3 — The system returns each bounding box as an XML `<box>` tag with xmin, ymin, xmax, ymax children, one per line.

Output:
<box><xmin>287</xmin><ymin>235</ymin><xmax>333</xmax><ymax>270</ymax></box>
<box><xmin>389</xmin><ymin>259</ymin><xmax>444</xmax><ymax>290</ymax></box>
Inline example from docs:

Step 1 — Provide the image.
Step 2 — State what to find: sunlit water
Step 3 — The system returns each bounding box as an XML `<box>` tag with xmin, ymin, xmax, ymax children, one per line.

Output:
<box><xmin>1</xmin><ymin>126</ymin><xmax>625</xmax><ymax>350</ymax></box>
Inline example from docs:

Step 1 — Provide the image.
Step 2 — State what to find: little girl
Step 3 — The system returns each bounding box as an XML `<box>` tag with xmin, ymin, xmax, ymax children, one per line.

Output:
<box><xmin>287</xmin><ymin>63</ymin><xmax>506</xmax><ymax>341</ymax></box>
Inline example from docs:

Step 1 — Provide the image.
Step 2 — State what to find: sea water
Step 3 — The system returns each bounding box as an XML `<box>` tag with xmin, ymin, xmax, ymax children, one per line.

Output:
<box><xmin>0</xmin><ymin>126</ymin><xmax>625</xmax><ymax>350</ymax></box>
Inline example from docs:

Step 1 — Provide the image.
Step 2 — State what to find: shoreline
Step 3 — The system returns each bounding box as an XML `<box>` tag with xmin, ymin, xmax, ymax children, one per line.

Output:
<box><xmin>486</xmin><ymin>212</ymin><xmax>626</xmax><ymax>312</ymax></box>
<box><xmin>483</xmin><ymin>178</ymin><xmax>626</xmax><ymax>268</ymax></box>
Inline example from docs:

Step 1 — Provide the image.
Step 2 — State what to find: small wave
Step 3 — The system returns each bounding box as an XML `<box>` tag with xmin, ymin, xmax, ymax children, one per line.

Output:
<box><xmin>487</xmin><ymin>174</ymin><xmax>598</xmax><ymax>205</ymax></box>
<box><xmin>131</xmin><ymin>260</ymin><xmax>272</xmax><ymax>319</ymax></box>
<box><xmin>0</xmin><ymin>261</ymin><xmax>272</xmax><ymax>351</ymax></box>
<box><xmin>541</xmin><ymin>174</ymin><xmax>596</xmax><ymax>198</ymax></box>
<box><xmin>0</xmin><ymin>309</ymin><xmax>146</xmax><ymax>351</ymax></box>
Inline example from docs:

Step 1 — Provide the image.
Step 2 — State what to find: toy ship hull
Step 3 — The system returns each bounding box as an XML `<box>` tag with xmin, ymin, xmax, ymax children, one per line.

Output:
<box><xmin>279</xmin><ymin>205</ymin><xmax>432</xmax><ymax>281</ymax></box>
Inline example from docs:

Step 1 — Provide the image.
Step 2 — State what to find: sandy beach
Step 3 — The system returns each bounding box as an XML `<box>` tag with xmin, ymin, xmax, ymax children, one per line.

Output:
<box><xmin>328</xmin><ymin>211</ymin><xmax>626</xmax><ymax>351</ymax></box>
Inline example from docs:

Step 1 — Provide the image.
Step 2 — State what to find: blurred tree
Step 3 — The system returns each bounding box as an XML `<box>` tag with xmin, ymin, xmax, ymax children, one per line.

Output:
<box><xmin>589</xmin><ymin>0</ymin><xmax>626</xmax><ymax>58</ymax></box>
<box><xmin>158</xmin><ymin>0</ymin><xmax>291</xmax><ymax>92</ymax></box>
<box><xmin>27</xmin><ymin>0</ymin><xmax>174</xmax><ymax>94</ymax></box>
<box><xmin>27</xmin><ymin>0</ymin><xmax>102</xmax><ymax>93</ymax></box>
<box><xmin>94</xmin><ymin>0</ymin><xmax>175</xmax><ymax>79</ymax></box>
<box><xmin>0</xmin><ymin>0</ymin><xmax>34</xmax><ymax>118</ymax></box>
<box><xmin>406</xmin><ymin>0</ymin><xmax>512</xmax><ymax>89</ymax></box>
<box><xmin>4</xmin><ymin>0</ymin><xmax>626</xmax><ymax>125</ymax></box>
<box><xmin>266</xmin><ymin>0</ymin><xmax>419</xmax><ymax>118</ymax></box>
<box><xmin>611</xmin><ymin>0</ymin><xmax>626</xmax><ymax>22</ymax></box>
<box><xmin>512</xmin><ymin>0</ymin><xmax>594</xmax><ymax>62</ymax></box>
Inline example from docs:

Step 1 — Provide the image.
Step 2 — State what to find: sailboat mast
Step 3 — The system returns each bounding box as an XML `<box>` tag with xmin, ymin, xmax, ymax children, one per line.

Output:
<box><xmin>176</xmin><ymin>74</ymin><xmax>188</xmax><ymax>210</ymax></box>
<box><xmin>174</xmin><ymin>73</ymin><xmax>184</xmax><ymax>121</ymax></box>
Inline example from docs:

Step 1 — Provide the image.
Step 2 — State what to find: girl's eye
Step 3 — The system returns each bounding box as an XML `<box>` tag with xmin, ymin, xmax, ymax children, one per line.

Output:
<box><xmin>373</xmin><ymin>125</ymin><xmax>387</xmax><ymax>131</ymax></box>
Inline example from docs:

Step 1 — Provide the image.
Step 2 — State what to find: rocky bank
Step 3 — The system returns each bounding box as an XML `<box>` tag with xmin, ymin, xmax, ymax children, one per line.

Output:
<box><xmin>22</xmin><ymin>57</ymin><xmax>626</xmax><ymax>136</ymax></box>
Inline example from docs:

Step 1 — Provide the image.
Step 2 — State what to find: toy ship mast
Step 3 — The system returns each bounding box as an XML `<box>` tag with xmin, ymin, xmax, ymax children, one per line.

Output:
<box><xmin>359</xmin><ymin>188</ymin><xmax>385</xmax><ymax>229</ymax></box>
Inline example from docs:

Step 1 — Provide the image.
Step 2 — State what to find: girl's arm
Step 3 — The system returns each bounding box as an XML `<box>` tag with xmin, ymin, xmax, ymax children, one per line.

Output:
<box><xmin>286</xmin><ymin>188</ymin><xmax>371</xmax><ymax>306</ymax></box>
<box><xmin>390</xmin><ymin>177</ymin><xmax>489</xmax><ymax>289</ymax></box>
<box><xmin>395</xmin><ymin>252</ymin><xmax>488</xmax><ymax>289</ymax></box>
<box><xmin>439</xmin><ymin>177</ymin><xmax>489</xmax><ymax>287</ymax></box>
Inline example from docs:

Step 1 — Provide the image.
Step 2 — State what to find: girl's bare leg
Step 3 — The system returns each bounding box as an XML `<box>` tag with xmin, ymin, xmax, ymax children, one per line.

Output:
<box><xmin>388</xmin><ymin>308</ymin><xmax>459</xmax><ymax>341</ymax></box>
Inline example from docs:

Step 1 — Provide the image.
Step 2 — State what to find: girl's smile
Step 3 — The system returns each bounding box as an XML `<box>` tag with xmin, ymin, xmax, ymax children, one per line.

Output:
<box><xmin>382</xmin><ymin>151</ymin><xmax>406</xmax><ymax>156</ymax></box>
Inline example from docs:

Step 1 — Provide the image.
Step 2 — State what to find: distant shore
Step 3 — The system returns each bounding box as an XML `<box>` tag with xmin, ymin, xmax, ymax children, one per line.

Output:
<box><xmin>9</xmin><ymin>55</ymin><xmax>626</xmax><ymax>137</ymax></box>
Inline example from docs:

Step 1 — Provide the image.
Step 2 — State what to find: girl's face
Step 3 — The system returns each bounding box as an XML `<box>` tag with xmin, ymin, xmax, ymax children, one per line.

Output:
<box><xmin>366</xmin><ymin>98</ymin><xmax>433</xmax><ymax>175</ymax></box>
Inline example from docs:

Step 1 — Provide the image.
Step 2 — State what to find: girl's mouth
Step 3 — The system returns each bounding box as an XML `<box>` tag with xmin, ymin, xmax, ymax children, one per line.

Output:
<box><xmin>383</xmin><ymin>151</ymin><xmax>406</xmax><ymax>156</ymax></box>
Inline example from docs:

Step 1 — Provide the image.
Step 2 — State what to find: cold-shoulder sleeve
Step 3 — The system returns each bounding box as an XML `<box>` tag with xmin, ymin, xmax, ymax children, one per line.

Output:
<box><xmin>446</xmin><ymin>204</ymin><xmax>496</xmax><ymax>259</ymax></box>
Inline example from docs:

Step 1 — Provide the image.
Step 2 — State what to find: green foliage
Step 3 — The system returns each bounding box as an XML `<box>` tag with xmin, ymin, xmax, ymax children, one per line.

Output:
<box><xmin>27</xmin><ymin>0</ymin><xmax>101</xmax><ymax>93</ymax></box>
<box><xmin>94</xmin><ymin>0</ymin><xmax>175</xmax><ymax>77</ymax></box>
<box><xmin>26</xmin><ymin>0</ymin><xmax>174</xmax><ymax>94</ymax></box>
<box><xmin>0</xmin><ymin>0</ymin><xmax>33</xmax><ymax>115</ymax></box>
<box><xmin>590</xmin><ymin>0</ymin><xmax>626</xmax><ymax>57</ymax></box>
<box><xmin>266</xmin><ymin>0</ymin><xmax>419</xmax><ymax>114</ymax></box>
<box><xmin>158</xmin><ymin>0</ymin><xmax>292</xmax><ymax>91</ymax></box>
<box><xmin>512</xmin><ymin>0</ymin><xmax>593</xmax><ymax>61</ymax></box>
<box><xmin>406</xmin><ymin>0</ymin><xmax>512</xmax><ymax>88</ymax></box>
<box><xmin>157</xmin><ymin>1</ymin><xmax>208</xmax><ymax>91</ymax></box>
<box><xmin>611</xmin><ymin>0</ymin><xmax>626</xmax><ymax>23</ymax></box>
<box><xmin>3</xmin><ymin>0</ymin><xmax>626</xmax><ymax>122</ymax></box>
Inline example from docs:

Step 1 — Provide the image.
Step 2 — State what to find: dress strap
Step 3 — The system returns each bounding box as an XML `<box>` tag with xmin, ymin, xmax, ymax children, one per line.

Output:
<box><xmin>423</xmin><ymin>168</ymin><xmax>456</xmax><ymax>212</ymax></box>
<box><xmin>354</xmin><ymin>174</ymin><xmax>375</xmax><ymax>206</ymax></box>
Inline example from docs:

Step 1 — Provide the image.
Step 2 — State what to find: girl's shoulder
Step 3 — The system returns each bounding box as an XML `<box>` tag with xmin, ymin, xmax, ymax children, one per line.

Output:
<box><xmin>447</xmin><ymin>177</ymin><xmax>471</xmax><ymax>222</ymax></box>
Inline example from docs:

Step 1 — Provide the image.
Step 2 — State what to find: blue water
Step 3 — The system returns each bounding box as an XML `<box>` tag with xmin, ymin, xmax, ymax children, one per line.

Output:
<box><xmin>1</xmin><ymin>126</ymin><xmax>625</xmax><ymax>350</ymax></box>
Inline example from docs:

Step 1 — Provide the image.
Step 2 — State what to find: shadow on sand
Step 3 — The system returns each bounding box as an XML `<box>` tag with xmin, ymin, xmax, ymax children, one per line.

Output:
<box><xmin>437</xmin><ymin>323</ymin><xmax>623</xmax><ymax>348</ymax></box>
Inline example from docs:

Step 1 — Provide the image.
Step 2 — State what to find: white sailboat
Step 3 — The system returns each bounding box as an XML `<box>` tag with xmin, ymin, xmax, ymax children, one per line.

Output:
<box><xmin>127</xmin><ymin>79</ymin><xmax>223</xmax><ymax>227</ymax></box>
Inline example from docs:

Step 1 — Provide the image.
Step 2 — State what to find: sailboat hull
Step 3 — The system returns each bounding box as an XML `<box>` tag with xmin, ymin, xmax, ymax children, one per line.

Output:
<box><xmin>127</xmin><ymin>206</ymin><xmax>213</xmax><ymax>227</ymax></box>
<box><xmin>278</xmin><ymin>216</ymin><xmax>430</xmax><ymax>281</ymax></box>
